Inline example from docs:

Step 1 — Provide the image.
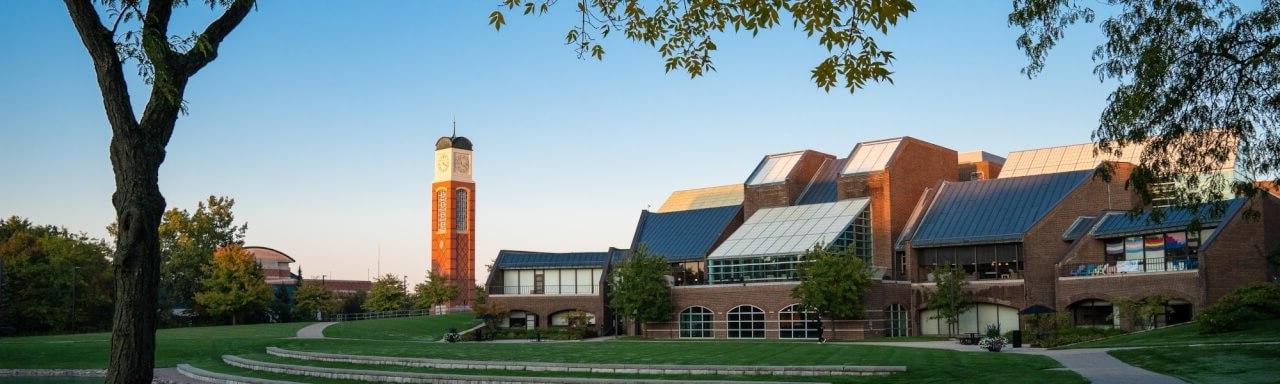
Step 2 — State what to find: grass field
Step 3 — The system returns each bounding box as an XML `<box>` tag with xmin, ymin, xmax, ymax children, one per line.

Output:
<box><xmin>0</xmin><ymin>321</ymin><xmax>309</xmax><ymax>369</ymax></box>
<box><xmin>1109</xmin><ymin>345</ymin><xmax>1280</xmax><ymax>384</ymax></box>
<box><xmin>1063</xmin><ymin>319</ymin><xmax>1280</xmax><ymax>349</ymax></box>
<box><xmin>0</xmin><ymin>314</ymin><xmax>1086</xmax><ymax>383</ymax></box>
<box><xmin>321</xmin><ymin>312</ymin><xmax>479</xmax><ymax>341</ymax></box>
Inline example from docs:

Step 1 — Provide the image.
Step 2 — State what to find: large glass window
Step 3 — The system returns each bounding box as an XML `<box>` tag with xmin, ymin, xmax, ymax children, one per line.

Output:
<box><xmin>727</xmin><ymin>305</ymin><xmax>765</xmax><ymax>338</ymax></box>
<box><xmin>454</xmin><ymin>189</ymin><xmax>469</xmax><ymax>231</ymax></box>
<box><xmin>831</xmin><ymin>209</ymin><xmax>873</xmax><ymax>260</ymax></box>
<box><xmin>679</xmin><ymin>306</ymin><xmax>714</xmax><ymax>338</ymax></box>
<box><xmin>917</xmin><ymin>244</ymin><xmax>1023</xmax><ymax>281</ymax></box>
<box><xmin>886</xmin><ymin>304</ymin><xmax>908</xmax><ymax>337</ymax></box>
<box><xmin>708</xmin><ymin>255</ymin><xmax>801</xmax><ymax>284</ymax></box>
<box><xmin>779</xmin><ymin>304</ymin><xmax>821</xmax><ymax>339</ymax></box>
<box><xmin>709</xmin><ymin>209</ymin><xmax>873</xmax><ymax>284</ymax></box>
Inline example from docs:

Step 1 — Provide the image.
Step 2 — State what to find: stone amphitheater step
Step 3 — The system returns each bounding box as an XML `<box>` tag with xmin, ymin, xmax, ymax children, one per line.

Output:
<box><xmin>265</xmin><ymin>347</ymin><xmax>905</xmax><ymax>377</ymax></box>
<box><xmin>175</xmin><ymin>363</ymin><xmax>302</xmax><ymax>384</ymax></box>
<box><xmin>225</xmin><ymin>355</ymin><xmax>829</xmax><ymax>384</ymax></box>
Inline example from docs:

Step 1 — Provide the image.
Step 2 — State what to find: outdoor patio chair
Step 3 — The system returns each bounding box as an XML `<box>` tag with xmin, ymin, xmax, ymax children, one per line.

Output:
<box><xmin>1092</xmin><ymin>264</ymin><xmax>1108</xmax><ymax>276</ymax></box>
<box><xmin>1071</xmin><ymin>265</ymin><xmax>1087</xmax><ymax>276</ymax></box>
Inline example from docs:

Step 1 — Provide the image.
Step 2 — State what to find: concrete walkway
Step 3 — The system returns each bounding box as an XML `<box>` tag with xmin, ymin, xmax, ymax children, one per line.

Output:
<box><xmin>845</xmin><ymin>340</ymin><xmax>1184</xmax><ymax>384</ymax></box>
<box><xmin>294</xmin><ymin>322</ymin><xmax>336</xmax><ymax>339</ymax></box>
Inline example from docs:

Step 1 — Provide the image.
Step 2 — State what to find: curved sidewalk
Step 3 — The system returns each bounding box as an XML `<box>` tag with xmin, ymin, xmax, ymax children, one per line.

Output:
<box><xmin>293</xmin><ymin>322</ymin><xmax>336</xmax><ymax>339</ymax></box>
<box><xmin>847</xmin><ymin>340</ymin><xmax>1183</xmax><ymax>384</ymax></box>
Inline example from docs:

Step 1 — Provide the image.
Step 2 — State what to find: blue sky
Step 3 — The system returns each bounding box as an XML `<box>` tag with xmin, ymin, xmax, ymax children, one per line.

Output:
<box><xmin>0</xmin><ymin>1</ymin><xmax>1112</xmax><ymax>285</ymax></box>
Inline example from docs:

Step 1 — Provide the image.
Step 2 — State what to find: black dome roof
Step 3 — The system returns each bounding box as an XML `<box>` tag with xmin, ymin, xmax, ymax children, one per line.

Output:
<box><xmin>435</xmin><ymin>136</ymin><xmax>473</xmax><ymax>151</ymax></box>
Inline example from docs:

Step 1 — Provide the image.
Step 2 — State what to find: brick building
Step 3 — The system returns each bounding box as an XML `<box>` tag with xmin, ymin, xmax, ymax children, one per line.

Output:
<box><xmin>482</xmin><ymin>135</ymin><xmax>1278</xmax><ymax>340</ymax></box>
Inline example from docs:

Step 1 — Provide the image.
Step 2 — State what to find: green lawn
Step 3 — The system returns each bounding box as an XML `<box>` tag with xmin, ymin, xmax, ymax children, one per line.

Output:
<box><xmin>322</xmin><ymin>312</ymin><xmax>479</xmax><ymax>341</ymax></box>
<box><xmin>0</xmin><ymin>321</ymin><xmax>309</xmax><ymax>369</ymax></box>
<box><xmin>1062</xmin><ymin>319</ymin><xmax>1280</xmax><ymax>349</ymax></box>
<box><xmin>1</xmin><ymin>316</ymin><xmax>1086</xmax><ymax>383</ymax></box>
<box><xmin>1109</xmin><ymin>345</ymin><xmax>1280</xmax><ymax>384</ymax></box>
<box><xmin>277</xmin><ymin>338</ymin><xmax>1085</xmax><ymax>383</ymax></box>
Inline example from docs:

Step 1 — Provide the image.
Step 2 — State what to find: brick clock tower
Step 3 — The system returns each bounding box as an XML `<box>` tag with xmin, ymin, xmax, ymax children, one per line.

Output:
<box><xmin>432</xmin><ymin>132</ymin><xmax>475</xmax><ymax>306</ymax></box>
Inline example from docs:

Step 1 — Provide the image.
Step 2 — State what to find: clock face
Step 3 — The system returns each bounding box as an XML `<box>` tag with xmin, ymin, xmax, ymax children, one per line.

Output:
<box><xmin>436</xmin><ymin>153</ymin><xmax>450</xmax><ymax>172</ymax></box>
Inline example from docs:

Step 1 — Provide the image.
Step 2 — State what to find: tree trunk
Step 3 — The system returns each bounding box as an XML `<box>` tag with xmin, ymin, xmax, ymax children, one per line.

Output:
<box><xmin>106</xmin><ymin>127</ymin><xmax>169</xmax><ymax>384</ymax></box>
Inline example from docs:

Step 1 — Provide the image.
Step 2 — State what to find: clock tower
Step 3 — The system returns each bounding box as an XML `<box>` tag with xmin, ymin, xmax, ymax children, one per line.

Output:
<box><xmin>431</xmin><ymin>130</ymin><xmax>475</xmax><ymax>306</ymax></box>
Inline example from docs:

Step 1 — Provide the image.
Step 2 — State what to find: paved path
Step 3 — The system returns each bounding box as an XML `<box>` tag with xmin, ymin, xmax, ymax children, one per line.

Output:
<box><xmin>845</xmin><ymin>340</ymin><xmax>1184</xmax><ymax>384</ymax></box>
<box><xmin>294</xmin><ymin>322</ymin><xmax>336</xmax><ymax>339</ymax></box>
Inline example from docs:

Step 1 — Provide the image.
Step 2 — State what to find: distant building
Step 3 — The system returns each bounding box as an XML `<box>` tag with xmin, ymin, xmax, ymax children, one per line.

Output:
<box><xmin>484</xmin><ymin>135</ymin><xmax>1279</xmax><ymax>340</ymax></box>
<box><xmin>316</xmin><ymin>279</ymin><xmax>373</xmax><ymax>294</ymax></box>
<box><xmin>243</xmin><ymin>246</ymin><xmax>299</xmax><ymax>287</ymax></box>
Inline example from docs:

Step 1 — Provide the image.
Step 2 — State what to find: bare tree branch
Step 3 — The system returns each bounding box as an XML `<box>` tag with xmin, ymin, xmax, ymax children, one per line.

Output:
<box><xmin>182</xmin><ymin>0</ymin><xmax>256</xmax><ymax>76</ymax></box>
<box><xmin>63</xmin><ymin>0</ymin><xmax>139</xmax><ymax>133</ymax></box>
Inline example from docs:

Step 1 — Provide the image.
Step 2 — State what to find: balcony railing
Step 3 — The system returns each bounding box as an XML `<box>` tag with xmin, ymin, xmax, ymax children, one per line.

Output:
<box><xmin>1060</xmin><ymin>258</ymin><xmax>1199</xmax><ymax>278</ymax></box>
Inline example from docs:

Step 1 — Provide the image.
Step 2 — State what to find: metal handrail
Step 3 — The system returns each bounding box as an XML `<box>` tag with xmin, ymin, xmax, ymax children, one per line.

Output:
<box><xmin>330</xmin><ymin>309</ymin><xmax>431</xmax><ymax>322</ymax></box>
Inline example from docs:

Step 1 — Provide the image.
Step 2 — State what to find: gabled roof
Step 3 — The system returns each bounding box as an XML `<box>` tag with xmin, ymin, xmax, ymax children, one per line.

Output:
<box><xmin>842</xmin><ymin>138</ymin><xmax>904</xmax><ymax>175</ymax></box>
<box><xmin>1091</xmin><ymin>198</ymin><xmax>1246</xmax><ymax>239</ymax></box>
<box><xmin>797</xmin><ymin>157</ymin><xmax>850</xmax><ymax>205</ymax></box>
<box><xmin>746</xmin><ymin>151</ymin><xmax>805</xmax><ymax>185</ymax></box>
<box><xmin>710</xmin><ymin>198</ymin><xmax>870</xmax><ymax>259</ymax></box>
<box><xmin>493</xmin><ymin>250</ymin><xmax>609</xmax><ymax>269</ymax></box>
<box><xmin>656</xmin><ymin>184</ymin><xmax>744</xmax><ymax>212</ymax></box>
<box><xmin>910</xmin><ymin>170</ymin><xmax>1093</xmax><ymax>248</ymax></box>
<box><xmin>631</xmin><ymin>205</ymin><xmax>741</xmax><ymax>262</ymax></box>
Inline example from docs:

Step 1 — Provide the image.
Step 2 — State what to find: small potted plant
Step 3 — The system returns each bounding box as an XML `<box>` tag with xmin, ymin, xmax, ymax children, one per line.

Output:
<box><xmin>977</xmin><ymin>324</ymin><xmax>1008</xmax><ymax>352</ymax></box>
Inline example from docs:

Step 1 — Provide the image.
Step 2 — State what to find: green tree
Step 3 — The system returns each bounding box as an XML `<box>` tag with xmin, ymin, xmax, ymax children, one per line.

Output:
<box><xmin>1010</xmin><ymin>0</ymin><xmax>1280</xmax><ymax>212</ymax></box>
<box><xmin>1113</xmin><ymin>295</ymin><xmax>1173</xmax><ymax>330</ymax></box>
<box><xmin>193</xmin><ymin>245</ymin><xmax>272</xmax><ymax>325</ymax></box>
<box><xmin>608</xmin><ymin>245</ymin><xmax>672</xmax><ymax>335</ymax></box>
<box><xmin>926</xmin><ymin>266</ymin><xmax>971</xmax><ymax>336</ymax></box>
<box><xmin>149</xmin><ymin>196</ymin><xmax>247</xmax><ymax>316</ymax></box>
<box><xmin>61</xmin><ymin>1</ymin><xmax>254</xmax><ymax>380</ymax></box>
<box><xmin>791</xmin><ymin>245</ymin><xmax>875</xmax><ymax>338</ymax></box>
<box><xmin>412</xmin><ymin>272</ymin><xmax>460</xmax><ymax>311</ymax></box>
<box><xmin>0</xmin><ymin>217</ymin><xmax>114</xmax><ymax>335</ymax></box>
<box><xmin>363</xmin><ymin>274</ymin><xmax>408</xmax><ymax>312</ymax></box>
<box><xmin>491</xmin><ymin>0</ymin><xmax>916</xmax><ymax>93</ymax></box>
<box><xmin>292</xmin><ymin>280</ymin><xmax>338</xmax><ymax>321</ymax></box>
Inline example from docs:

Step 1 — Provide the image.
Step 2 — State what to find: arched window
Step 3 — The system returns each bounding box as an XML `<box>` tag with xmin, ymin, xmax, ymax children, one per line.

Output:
<box><xmin>727</xmin><ymin>305</ymin><xmax>765</xmax><ymax>339</ymax></box>
<box><xmin>436</xmin><ymin>189</ymin><xmax>447</xmax><ymax>231</ymax></box>
<box><xmin>779</xmin><ymin>304</ymin><xmax>820</xmax><ymax>339</ymax></box>
<box><xmin>679</xmin><ymin>306</ymin><xmax>713</xmax><ymax>338</ymax></box>
<box><xmin>886</xmin><ymin>304</ymin><xmax>908</xmax><ymax>337</ymax></box>
<box><xmin>454</xmin><ymin>189</ymin><xmax>469</xmax><ymax>231</ymax></box>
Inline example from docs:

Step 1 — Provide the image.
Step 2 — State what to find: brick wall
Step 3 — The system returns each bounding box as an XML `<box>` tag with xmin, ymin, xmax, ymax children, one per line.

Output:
<box><xmin>488</xmin><ymin>293</ymin><xmax>607</xmax><ymax>330</ymax></box>
<box><xmin>838</xmin><ymin>138</ymin><xmax>957</xmax><ymax>270</ymax></box>
<box><xmin>646</xmin><ymin>281</ymin><xmax>913</xmax><ymax>340</ymax></box>
<box><xmin>883</xmin><ymin>138</ymin><xmax>958</xmax><ymax>269</ymax></box>
<box><xmin>1202</xmin><ymin>195</ymin><xmax>1277</xmax><ymax>303</ymax></box>
<box><xmin>742</xmin><ymin>150</ymin><xmax>833</xmax><ymax>219</ymax></box>
<box><xmin>1056</xmin><ymin>271</ymin><xmax>1203</xmax><ymax>312</ymax></box>
<box><xmin>1020</xmin><ymin>162</ymin><xmax>1137</xmax><ymax>309</ymax></box>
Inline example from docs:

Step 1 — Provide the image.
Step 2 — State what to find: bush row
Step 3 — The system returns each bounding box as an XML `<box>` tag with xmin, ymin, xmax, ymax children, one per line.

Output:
<box><xmin>1196</xmin><ymin>282</ymin><xmax>1280</xmax><ymax>333</ymax></box>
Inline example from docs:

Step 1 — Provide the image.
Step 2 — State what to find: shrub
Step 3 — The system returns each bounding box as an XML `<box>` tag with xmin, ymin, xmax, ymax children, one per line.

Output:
<box><xmin>1196</xmin><ymin>283</ymin><xmax>1280</xmax><ymax>333</ymax></box>
<box><xmin>494</xmin><ymin>327</ymin><xmax>587</xmax><ymax>340</ymax></box>
<box><xmin>1024</xmin><ymin>314</ymin><xmax>1126</xmax><ymax>347</ymax></box>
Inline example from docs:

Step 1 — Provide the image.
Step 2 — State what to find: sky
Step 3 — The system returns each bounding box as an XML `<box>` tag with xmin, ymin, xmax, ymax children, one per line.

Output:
<box><xmin>0</xmin><ymin>1</ymin><xmax>1114</xmax><ymax>286</ymax></box>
